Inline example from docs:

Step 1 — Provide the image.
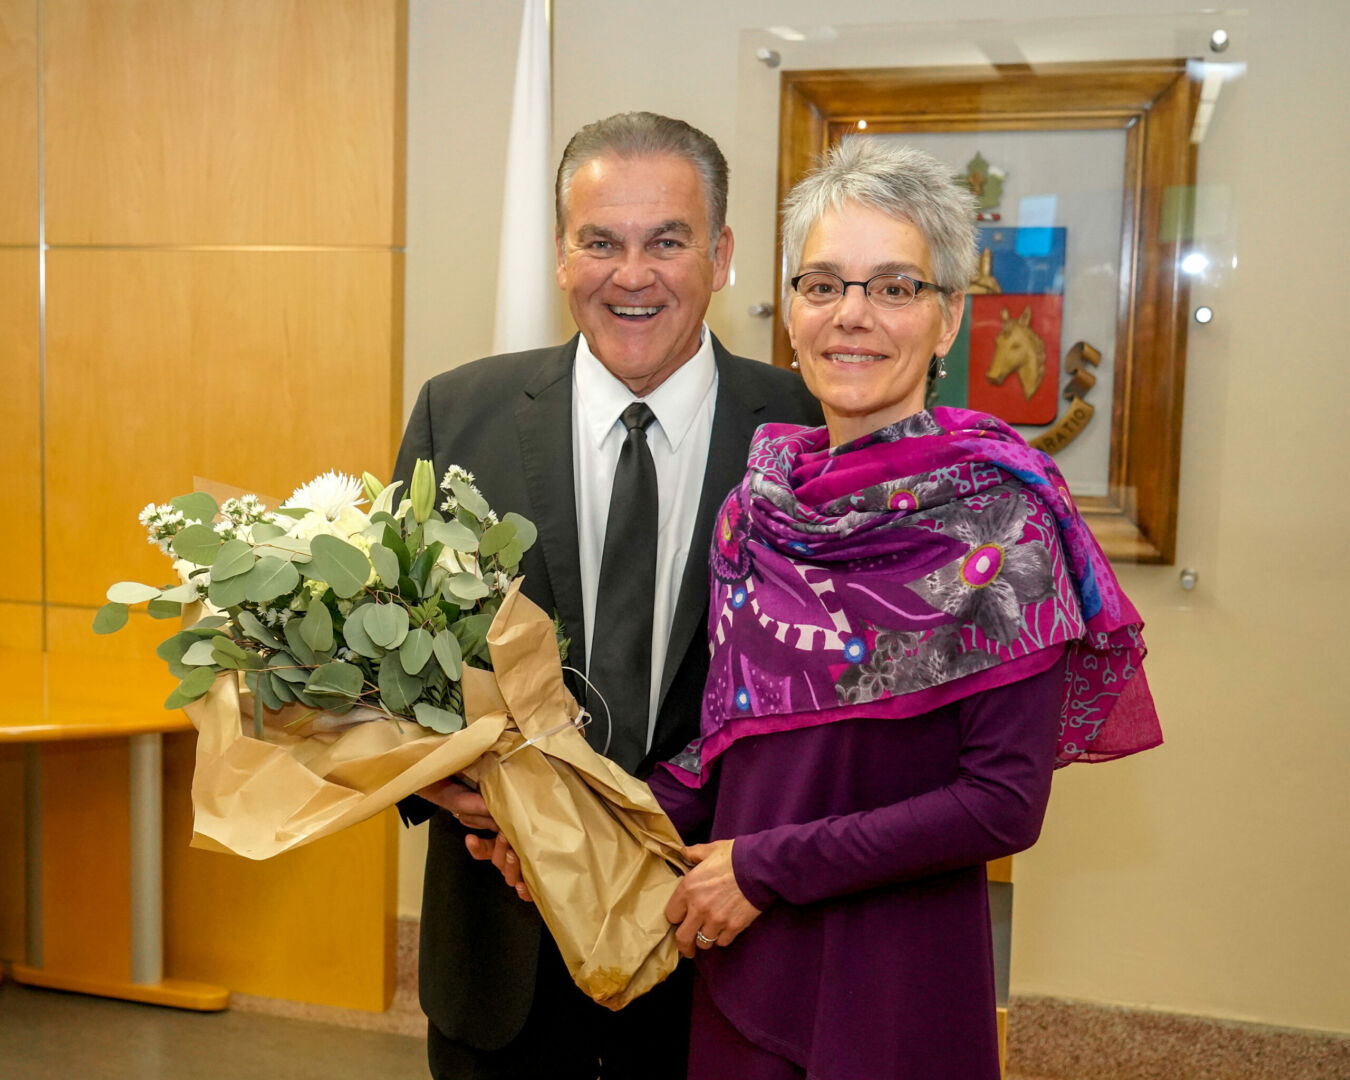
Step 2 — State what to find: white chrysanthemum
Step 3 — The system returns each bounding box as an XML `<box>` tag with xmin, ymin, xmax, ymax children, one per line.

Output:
<box><xmin>283</xmin><ymin>471</ymin><xmax>366</xmax><ymax>522</ymax></box>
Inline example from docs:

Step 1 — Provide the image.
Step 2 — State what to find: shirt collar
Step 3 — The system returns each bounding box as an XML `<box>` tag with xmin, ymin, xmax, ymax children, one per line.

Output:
<box><xmin>574</xmin><ymin>327</ymin><xmax>717</xmax><ymax>453</ymax></box>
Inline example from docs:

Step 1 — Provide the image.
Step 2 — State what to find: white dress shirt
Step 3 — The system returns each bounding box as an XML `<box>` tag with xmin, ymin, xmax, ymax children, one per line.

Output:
<box><xmin>573</xmin><ymin>328</ymin><xmax>718</xmax><ymax>752</ymax></box>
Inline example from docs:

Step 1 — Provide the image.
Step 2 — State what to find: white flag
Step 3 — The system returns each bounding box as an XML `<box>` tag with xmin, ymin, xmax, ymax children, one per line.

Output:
<box><xmin>492</xmin><ymin>0</ymin><xmax>556</xmax><ymax>354</ymax></box>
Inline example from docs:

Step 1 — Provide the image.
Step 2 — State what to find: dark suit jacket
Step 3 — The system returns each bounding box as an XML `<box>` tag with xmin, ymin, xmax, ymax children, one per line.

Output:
<box><xmin>394</xmin><ymin>334</ymin><xmax>821</xmax><ymax>1048</ymax></box>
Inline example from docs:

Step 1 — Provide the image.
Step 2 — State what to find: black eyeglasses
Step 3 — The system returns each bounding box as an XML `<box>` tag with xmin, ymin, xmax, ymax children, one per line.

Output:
<box><xmin>790</xmin><ymin>271</ymin><xmax>946</xmax><ymax>310</ymax></box>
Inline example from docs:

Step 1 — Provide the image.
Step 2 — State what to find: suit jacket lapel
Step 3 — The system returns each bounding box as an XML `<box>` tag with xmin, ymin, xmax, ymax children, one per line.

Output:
<box><xmin>653</xmin><ymin>338</ymin><xmax>767</xmax><ymax>737</ymax></box>
<box><xmin>515</xmin><ymin>337</ymin><xmax>587</xmax><ymax>673</ymax></box>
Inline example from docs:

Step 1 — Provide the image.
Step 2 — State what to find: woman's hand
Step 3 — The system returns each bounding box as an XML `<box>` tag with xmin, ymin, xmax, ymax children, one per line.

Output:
<box><xmin>665</xmin><ymin>840</ymin><xmax>763</xmax><ymax>958</ymax></box>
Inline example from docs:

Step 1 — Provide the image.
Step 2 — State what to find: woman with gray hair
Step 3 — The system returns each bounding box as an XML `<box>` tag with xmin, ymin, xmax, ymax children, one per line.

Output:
<box><xmin>650</xmin><ymin>140</ymin><xmax>1161</xmax><ymax>1078</ymax></box>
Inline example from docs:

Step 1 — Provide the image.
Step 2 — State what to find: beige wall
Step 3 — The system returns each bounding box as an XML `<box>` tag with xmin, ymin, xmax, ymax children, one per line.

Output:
<box><xmin>403</xmin><ymin>0</ymin><xmax>1350</xmax><ymax>1033</ymax></box>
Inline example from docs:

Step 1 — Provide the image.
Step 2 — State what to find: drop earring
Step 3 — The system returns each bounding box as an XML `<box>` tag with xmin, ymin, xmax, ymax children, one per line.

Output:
<box><xmin>936</xmin><ymin>355</ymin><xmax>948</xmax><ymax>380</ymax></box>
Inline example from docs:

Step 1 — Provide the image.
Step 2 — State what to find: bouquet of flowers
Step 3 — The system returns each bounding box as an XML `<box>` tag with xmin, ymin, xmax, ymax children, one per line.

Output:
<box><xmin>96</xmin><ymin>461</ymin><xmax>553</xmax><ymax>732</ymax></box>
<box><xmin>96</xmin><ymin>462</ymin><xmax>687</xmax><ymax>1009</ymax></box>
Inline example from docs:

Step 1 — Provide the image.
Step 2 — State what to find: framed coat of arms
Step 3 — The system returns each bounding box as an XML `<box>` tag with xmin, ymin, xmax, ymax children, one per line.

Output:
<box><xmin>773</xmin><ymin>60</ymin><xmax>1201</xmax><ymax>563</ymax></box>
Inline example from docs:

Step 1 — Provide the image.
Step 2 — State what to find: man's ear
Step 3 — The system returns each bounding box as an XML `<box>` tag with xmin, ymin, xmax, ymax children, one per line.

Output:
<box><xmin>711</xmin><ymin>226</ymin><xmax>735</xmax><ymax>292</ymax></box>
<box><xmin>555</xmin><ymin>234</ymin><xmax>567</xmax><ymax>289</ymax></box>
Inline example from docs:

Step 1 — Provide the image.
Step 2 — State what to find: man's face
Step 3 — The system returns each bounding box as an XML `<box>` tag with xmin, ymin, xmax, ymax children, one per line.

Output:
<box><xmin>556</xmin><ymin>152</ymin><xmax>733</xmax><ymax>396</ymax></box>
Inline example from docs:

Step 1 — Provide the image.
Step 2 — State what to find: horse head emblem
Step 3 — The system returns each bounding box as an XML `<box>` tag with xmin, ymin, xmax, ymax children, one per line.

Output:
<box><xmin>987</xmin><ymin>306</ymin><xmax>1046</xmax><ymax>400</ymax></box>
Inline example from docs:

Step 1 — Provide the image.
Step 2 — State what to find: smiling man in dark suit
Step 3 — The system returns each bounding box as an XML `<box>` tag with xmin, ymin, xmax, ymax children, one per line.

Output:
<box><xmin>394</xmin><ymin>112</ymin><xmax>821</xmax><ymax>1080</ymax></box>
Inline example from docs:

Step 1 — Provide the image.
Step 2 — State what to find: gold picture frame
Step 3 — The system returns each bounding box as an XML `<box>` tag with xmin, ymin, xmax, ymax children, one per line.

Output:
<box><xmin>775</xmin><ymin>60</ymin><xmax>1200</xmax><ymax>564</ymax></box>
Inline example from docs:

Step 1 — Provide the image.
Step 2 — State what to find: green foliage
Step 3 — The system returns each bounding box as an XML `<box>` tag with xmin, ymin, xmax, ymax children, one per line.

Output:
<box><xmin>101</xmin><ymin>460</ymin><xmax>560</xmax><ymax>734</ymax></box>
<box><xmin>92</xmin><ymin>602</ymin><xmax>129</xmax><ymax>634</ymax></box>
<box><xmin>172</xmin><ymin>524</ymin><xmax>223</xmax><ymax>565</ymax></box>
<box><xmin>170</xmin><ymin>492</ymin><xmax>219</xmax><ymax>524</ymax></box>
<box><xmin>413</xmin><ymin>702</ymin><xmax>464</xmax><ymax>733</ymax></box>
<box><xmin>307</xmin><ymin>535</ymin><xmax>371</xmax><ymax>599</ymax></box>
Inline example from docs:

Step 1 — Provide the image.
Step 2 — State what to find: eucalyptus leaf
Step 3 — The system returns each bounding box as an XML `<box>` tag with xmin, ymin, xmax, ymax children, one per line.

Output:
<box><xmin>424</xmin><ymin>518</ymin><xmax>478</xmax><ymax>553</ymax></box>
<box><xmin>92</xmin><ymin>602</ymin><xmax>129</xmax><ymax>634</ymax></box>
<box><xmin>400</xmin><ymin>628</ymin><xmax>434</xmax><ymax>675</ymax></box>
<box><xmin>172</xmin><ymin>523</ymin><xmax>223</xmax><ymax>566</ymax></box>
<box><xmin>249</xmin><ymin>522</ymin><xmax>286</xmax><ymax>542</ymax></box>
<box><xmin>378</xmin><ymin>653</ymin><xmax>423</xmax><ymax>713</ymax></box>
<box><xmin>478</xmin><ymin>521</ymin><xmax>517</xmax><ymax>558</ymax></box>
<box><xmin>501</xmin><ymin>512</ymin><xmax>537</xmax><ymax>554</ymax></box>
<box><xmin>170</xmin><ymin>492</ymin><xmax>219</xmax><ymax>525</ymax></box>
<box><xmin>267</xmin><ymin>652</ymin><xmax>310</xmax><ymax>683</ymax></box>
<box><xmin>305</xmin><ymin>661</ymin><xmax>365</xmax><ymax>700</ymax></box>
<box><xmin>207</xmin><ymin>574</ymin><xmax>250</xmax><ymax>610</ymax></box>
<box><xmin>432</xmin><ymin>630</ymin><xmax>462</xmax><ymax>680</ymax></box>
<box><xmin>106</xmin><ymin>581</ymin><xmax>161</xmax><ymax>605</ymax></box>
<box><xmin>256</xmin><ymin>535</ymin><xmax>312</xmax><ymax>562</ymax></box>
<box><xmin>154</xmin><ymin>634</ymin><xmax>198</xmax><ymax>679</ymax></box>
<box><xmin>448</xmin><ymin>479</ymin><xmax>490</xmax><ymax>519</ymax></box>
<box><xmin>165</xmin><ymin>666</ymin><xmax>217</xmax><ymax>710</ymax></box>
<box><xmin>146</xmin><ymin>599</ymin><xmax>182</xmax><ymax>620</ymax></box>
<box><xmin>186</xmin><ymin>616</ymin><xmax>228</xmax><ymax>633</ymax></box>
<box><xmin>158</xmin><ymin>581</ymin><xmax>201</xmax><ymax>604</ymax></box>
<box><xmin>442</xmin><ymin>572</ymin><xmax>490</xmax><ymax>604</ymax></box>
<box><xmin>340</xmin><ymin>604</ymin><xmax>385</xmax><ymax>659</ymax></box>
<box><xmin>451</xmin><ymin>612</ymin><xmax>494</xmax><ymax>663</ymax></box>
<box><xmin>369</xmin><ymin>543</ymin><xmax>401</xmax><ymax>590</ymax></box>
<box><xmin>301</xmin><ymin>600</ymin><xmax>334</xmax><ymax>653</ymax></box>
<box><xmin>366</xmin><ymin>604</ymin><xmax>409</xmax><ymax>649</ymax></box>
<box><xmin>412</xmin><ymin>702</ymin><xmax>464</xmax><ymax>734</ymax></box>
<box><xmin>242</xmin><ymin>556</ymin><xmax>301</xmax><ymax>604</ymax></box>
<box><xmin>272</xmin><ymin>506</ymin><xmax>310</xmax><ymax>520</ymax></box>
<box><xmin>252</xmin><ymin>668</ymin><xmax>284</xmax><ymax>712</ymax></box>
<box><xmin>210</xmin><ymin>539</ymin><xmax>256</xmax><ymax>581</ymax></box>
<box><xmin>212</xmin><ymin>636</ymin><xmax>262</xmax><ymax>670</ymax></box>
<box><xmin>497</xmin><ymin>540</ymin><xmax>523</xmax><ymax>568</ymax></box>
<box><xmin>284</xmin><ymin>619</ymin><xmax>316</xmax><ymax>666</ymax></box>
<box><xmin>182</xmin><ymin>638</ymin><xmax>219</xmax><ymax>665</ymax></box>
<box><xmin>237</xmin><ymin>610</ymin><xmax>284</xmax><ymax>650</ymax></box>
<box><xmin>308</xmin><ymin>535</ymin><xmax>371</xmax><ymax>599</ymax></box>
<box><xmin>268</xmin><ymin>671</ymin><xmax>297</xmax><ymax>703</ymax></box>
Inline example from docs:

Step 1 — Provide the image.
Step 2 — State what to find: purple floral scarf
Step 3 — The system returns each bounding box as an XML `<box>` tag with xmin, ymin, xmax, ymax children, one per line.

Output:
<box><xmin>665</xmin><ymin>407</ymin><xmax>1161</xmax><ymax>785</ymax></box>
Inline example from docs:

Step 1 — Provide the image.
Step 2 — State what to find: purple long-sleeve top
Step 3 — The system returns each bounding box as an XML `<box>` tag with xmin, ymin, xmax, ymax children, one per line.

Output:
<box><xmin>649</xmin><ymin>647</ymin><xmax>1067</xmax><ymax>1080</ymax></box>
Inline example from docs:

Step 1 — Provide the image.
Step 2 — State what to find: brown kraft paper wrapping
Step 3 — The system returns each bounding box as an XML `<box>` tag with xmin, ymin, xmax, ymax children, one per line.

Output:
<box><xmin>182</xmin><ymin>580</ymin><xmax>688</xmax><ymax>1008</ymax></box>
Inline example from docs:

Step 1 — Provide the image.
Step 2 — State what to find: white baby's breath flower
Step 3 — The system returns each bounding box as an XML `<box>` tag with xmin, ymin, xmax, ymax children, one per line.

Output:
<box><xmin>439</xmin><ymin>465</ymin><xmax>476</xmax><ymax>492</ymax></box>
<box><xmin>283</xmin><ymin>471</ymin><xmax>367</xmax><ymax>523</ymax></box>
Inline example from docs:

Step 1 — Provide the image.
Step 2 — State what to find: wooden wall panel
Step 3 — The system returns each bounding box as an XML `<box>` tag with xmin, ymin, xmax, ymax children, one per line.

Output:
<box><xmin>0</xmin><ymin>601</ymin><xmax>43</xmax><ymax>650</ymax></box>
<box><xmin>0</xmin><ymin>0</ymin><xmax>37</xmax><ymax>242</ymax></box>
<box><xmin>43</xmin><ymin>0</ymin><xmax>405</xmax><ymax>246</ymax></box>
<box><xmin>0</xmin><ymin>744</ymin><xmax>25</xmax><ymax>963</ymax></box>
<box><xmin>0</xmin><ymin>250</ymin><xmax>41</xmax><ymax>604</ymax></box>
<box><xmin>162</xmin><ymin>731</ymin><xmax>397</xmax><ymax>1011</ymax></box>
<box><xmin>44</xmin><ymin>249</ymin><xmax>400</xmax><ymax>606</ymax></box>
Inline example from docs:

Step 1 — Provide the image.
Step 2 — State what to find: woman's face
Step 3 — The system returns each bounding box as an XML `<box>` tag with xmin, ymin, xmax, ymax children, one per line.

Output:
<box><xmin>788</xmin><ymin>202</ymin><xmax>964</xmax><ymax>446</ymax></box>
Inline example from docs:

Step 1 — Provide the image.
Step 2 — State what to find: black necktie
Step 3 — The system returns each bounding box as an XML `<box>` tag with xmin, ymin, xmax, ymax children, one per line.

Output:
<box><xmin>587</xmin><ymin>402</ymin><xmax>658</xmax><ymax>773</ymax></box>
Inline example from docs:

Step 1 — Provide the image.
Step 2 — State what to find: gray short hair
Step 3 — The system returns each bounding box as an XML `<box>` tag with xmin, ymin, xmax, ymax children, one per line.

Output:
<box><xmin>555</xmin><ymin>112</ymin><xmax>729</xmax><ymax>243</ymax></box>
<box><xmin>781</xmin><ymin>139</ymin><xmax>977</xmax><ymax>314</ymax></box>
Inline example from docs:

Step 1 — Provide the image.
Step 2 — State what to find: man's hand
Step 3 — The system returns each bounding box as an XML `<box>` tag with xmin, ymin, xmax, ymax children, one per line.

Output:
<box><xmin>664</xmin><ymin>840</ymin><xmax>762</xmax><ymax>959</ymax></box>
<box><xmin>417</xmin><ymin>778</ymin><xmax>498</xmax><ymax>830</ymax></box>
<box><xmin>416</xmin><ymin>778</ymin><xmax>533</xmax><ymax>902</ymax></box>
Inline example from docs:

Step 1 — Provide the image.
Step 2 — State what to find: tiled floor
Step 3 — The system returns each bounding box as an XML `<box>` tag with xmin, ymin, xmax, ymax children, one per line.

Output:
<box><xmin>0</xmin><ymin>981</ymin><xmax>429</xmax><ymax>1080</ymax></box>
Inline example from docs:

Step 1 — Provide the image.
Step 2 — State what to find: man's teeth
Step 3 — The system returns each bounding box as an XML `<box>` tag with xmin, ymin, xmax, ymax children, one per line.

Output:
<box><xmin>824</xmin><ymin>352</ymin><xmax>883</xmax><ymax>363</ymax></box>
<box><xmin>609</xmin><ymin>305</ymin><xmax>660</xmax><ymax>316</ymax></box>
